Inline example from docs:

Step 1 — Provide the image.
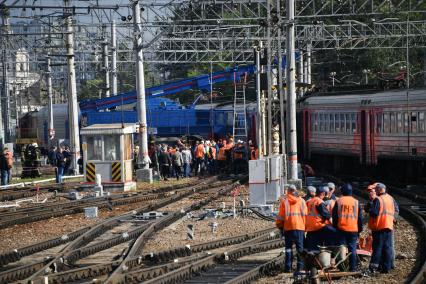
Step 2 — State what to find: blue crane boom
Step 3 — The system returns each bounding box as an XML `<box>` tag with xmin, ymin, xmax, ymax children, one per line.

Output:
<box><xmin>79</xmin><ymin>65</ymin><xmax>255</xmax><ymax>113</ymax></box>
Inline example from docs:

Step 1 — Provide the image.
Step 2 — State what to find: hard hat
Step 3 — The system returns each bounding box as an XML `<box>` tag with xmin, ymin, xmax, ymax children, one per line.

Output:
<box><xmin>375</xmin><ymin>183</ymin><xmax>386</xmax><ymax>192</ymax></box>
<box><xmin>318</xmin><ymin>186</ymin><xmax>329</xmax><ymax>194</ymax></box>
<box><xmin>307</xmin><ymin>186</ymin><xmax>316</xmax><ymax>193</ymax></box>
<box><xmin>340</xmin><ymin>184</ymin><xmax>353</xmax><ymax>196</ymax></box>
<box><xmin>327</xmin><ymin>182</ymin><xmax>335</xmax><ymax>190</ymax></box>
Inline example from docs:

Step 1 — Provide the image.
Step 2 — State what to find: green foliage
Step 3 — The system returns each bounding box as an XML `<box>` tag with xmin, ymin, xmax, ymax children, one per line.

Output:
<box><xmin>78</xmin><ymin>78</ymin><xmax>103</xmax><ymax>100</ymax></box>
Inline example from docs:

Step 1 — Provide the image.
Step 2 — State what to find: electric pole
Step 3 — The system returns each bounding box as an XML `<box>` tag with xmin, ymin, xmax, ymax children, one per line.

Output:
<box><xmin>111</xmin><ymin>20</ymin><xmax>118</xmax><ymax>95</ymax></box>
<box><xmin>46</xmin><ymin>55</ymin><xmax>55</xmax><ymax>146</ymax></box>
<box><xmin>102</xmin><ymin>25</ymin><xmax>110</xmax><ymax>97</ymax></box>
<box><xmin>65</xmin><ymin>1</ymin><xmax>81</xmax><ymax>175</ymax></box>
<box><xmin>286</xmin><ymin>0</ymin><xmax>299</xmax><ymax>181</ymax></box>
<box><xmin>133</xmin><ymin>0</ymin><xmax>152</xmax><ymax>182</ymax></box>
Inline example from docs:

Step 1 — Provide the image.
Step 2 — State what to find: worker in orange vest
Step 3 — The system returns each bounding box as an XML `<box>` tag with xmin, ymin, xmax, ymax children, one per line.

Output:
<box><xmin>217</xmin><ymin>140</ymin><xmax>227</xmax><ymax>173</ymax></box>
<box><xmin>194</xmin><ymin>141</ymin><xmax>206</xmax><ymax>176</ymax></box>
<box><xmin>305</xmin><ymin>186</ymin><xmax>336</xmax><ymax>251</ymax></box>
<box><xmin>367</xmin><ymin>183</ymin><xmax>398</xmax><ymax>274</ymax></box>
<box><xmin>276</xmin><ymin>184</ymin><xmax>307</xmax><ymax>272</ymax></box>
<box><xmin>332</xmin><ymin>184</ymin><xmax>363</xmax><ymax>272</ymax></box>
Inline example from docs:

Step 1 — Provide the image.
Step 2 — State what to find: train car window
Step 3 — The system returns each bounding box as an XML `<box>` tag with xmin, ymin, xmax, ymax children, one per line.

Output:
<box><xmin>319</xmin><ymin>113</ymin><xmax>324</xmax><ymax>132</ymax></box>
<box><xmin>310</xmin><ymin>114</ymin><xmax>314</xmax><ymax>132</ymax></box>
<box><xmin>376</xmin><ymin>113</ymin><xmax>382</xmax><ymax>133</ymax></box>
<box><xmin>339</xmin><ymin>114</ymin><xmax>344</xmax><ymax>133</ymax></box>
<box><xmin>397</xmin><ymin>113</ymin><xmax>403</xmax><ymax>133</ymax></box>
<box><xmin>330</xmin><ymin>113</ymin><xmax>335</xmax><ymax>133</ymax></box>
<box><xmin>411</xmin><ymin>112</ymin><xmax>418</xmax><ymax>134</ymax></box>
<box><xmin>314</xmin><ymin>113</ymin><xmax>319</xmax><ymax>132</ymax></box>
<box><xmin>403</xmin><ymin>112</ymin><xmax>409</xmax><ymax>133</ymax></box>
<box><xmin>390</xmin><ymin>113</ymin><xmax>396</xmax><ymax>133</ymax></box>
<box><xmin>87</xmin><ymin>136</ymin><xmax>102</xmax><ymax>161</ymax></box>
<box><xmin>383</xmin><ymin>113</ymin><xmax>390</xmax><ymax>133</ymax></box>
<box><xmin>419</xmin><ymin>112</ymin><xmax>425</xmax><ymax>133</ymax></box>
<box><xmin>325</xmin><ymin>113</ymin><xmax>330</xmax><ymax>132</ymax></box>
<box><xmin>345</xmin><ymin>113</ymin><xmax>350</xmax><ymax>133</ymax></box>
<box><xmin>351</xmin><ymin>113</ymin><xmax>356</xmax><ymax>133</ymax></box>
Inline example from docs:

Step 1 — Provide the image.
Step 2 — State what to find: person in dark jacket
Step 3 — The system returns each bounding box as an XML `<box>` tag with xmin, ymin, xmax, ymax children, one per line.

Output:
<box><xmin>158</xmin><ymin>147</ymin><xmax>171</xmax><ymax>181</ymax></box>
<box><xmin>55</xmin><ymin>146</ymin><xmax>66</xmax><ymax>183</ymax></box>
<box><xmin>171</xmin><ymin>146</ymin><xmax>183</xmax><ymax>180</ymax></box>
<box><xmin>0</xmin><ymin>149</ymin><xmax>9</xmax><ymax>185</ymax></box>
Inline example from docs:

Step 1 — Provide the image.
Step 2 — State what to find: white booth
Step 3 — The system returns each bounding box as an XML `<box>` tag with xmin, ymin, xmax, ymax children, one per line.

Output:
<box><xmin>80</xmin><ymin>123</ymin><xmax>137</xmax><ymax>191</ymax></box>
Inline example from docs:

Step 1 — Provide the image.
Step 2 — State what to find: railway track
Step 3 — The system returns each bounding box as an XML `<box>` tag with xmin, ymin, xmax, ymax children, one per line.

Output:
<box><xmin>0</xmin><ymin>177</ymin><xmax>240</xmax><ymax>283</ymax></box>
<box><xmin>0</xmin><ymin>177</ymin><xmax>218</xmax><ymax>229</ymax></box>
<box><xmin>322</xmin><ymin>174</ymin><xmax>426</xmax><ymax>284</ymax></box>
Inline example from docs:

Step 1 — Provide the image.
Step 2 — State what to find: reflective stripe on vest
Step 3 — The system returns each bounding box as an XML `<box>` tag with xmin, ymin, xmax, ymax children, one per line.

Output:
<box><xmin>282</xmin><ymin>198</ymin><xmax>306</xmax><ymax>231</ymax></box>
<box><xmin>336</xmin><ymin>196</ymin><xmax>359</xmax><ymax>233</ymax></box>
<box><xmin>369</xmin><ymin>194</ymin><xmax>395</xmax><ymax>231</ymax></box>
<box><xmin>306</xmin><ymin>197</ymin><xmax>326</xmax><ymax>232</ymax></box>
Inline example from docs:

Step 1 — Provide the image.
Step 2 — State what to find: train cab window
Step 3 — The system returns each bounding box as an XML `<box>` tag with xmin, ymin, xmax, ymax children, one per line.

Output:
<box><xmin>87</xmin><ymin>136</ymin><xmax>102</xmax><ymax>160</ymax></box>
<box><xmin>403</xmin><ymin>112</ymin><xmax>409</xmax><ymax>133</ymax></box>
<box><xmin>390</xmin><ymin>112</ymin><xmax>397</xmax><ymax>133</ymax></box>
<box><xmin>383</xmin><ymin>113</ymin><xmax>390</xmax><ymax>133</ymax></box>
<box><xmin>376</xmin><ymin>113</ymin><xmax>382</xmax><ymax>133</ymax></box>
<box><xmin>310</xmin><ymin>114</ymin><xmax>314</xmax><ymax>132</ymax></box>
<box><xmin>419</xmin><ymin>112</ymin><xmax>425</xmax><ymax>133</ymax></box>
<box><xmin>351</xmin><ymin>113</ymin><xmax>356</xmax><ymax>133</ymax></box>
<box><xmin>411</xmin><ymin>112</ymin><xmax>418</xmax><ymax>134</ymax></box>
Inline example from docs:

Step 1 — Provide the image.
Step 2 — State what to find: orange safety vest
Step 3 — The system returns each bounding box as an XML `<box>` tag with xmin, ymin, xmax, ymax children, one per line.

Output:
<box><xmin>217</xmin><ymin>147</ymin><xmax>226</xmax><ymax>161</ymax></box>
<box><xmin>195</xmin><ymin>144</ymin><xmax>205</xmax><ymax>158</ymax></box>
<box><xmin>325</xmin><ymin>199</ymin><xmax>336</xmax><ymax>225</ymax></box>
<box><xmin>368</xmin><ymin>194</ymin><xmax>395</xmax><ymax>231</ymax></box>
<box><xmin>276</xmin><ymin>195</ymin><xmax>307</xmax><ymax>231</ymax></box>
<box><xmin>210</xmin><ymin>147</ymin><xmax>217</xmax><ymax>159</ymax></box>
<box><xmin>306</xmin><ymin>197</ymin><xmax>327</xmax><ymax>232</ymax></box>
<box><xmin>336</xmin><ymin>196</ymin><xmax>359</xmax><ymax>233</ymax></box>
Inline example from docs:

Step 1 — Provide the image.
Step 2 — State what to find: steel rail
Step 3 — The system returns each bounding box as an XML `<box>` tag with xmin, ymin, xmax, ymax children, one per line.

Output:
<box><xmin>324</xmin><ymin>174</ymin><xmax>426</xmax><ymax>284</ymax></box>
<box><xmin>16</xmin><ymin>178</ymin><xmax>227</xmax><ymax>283</ymax></box>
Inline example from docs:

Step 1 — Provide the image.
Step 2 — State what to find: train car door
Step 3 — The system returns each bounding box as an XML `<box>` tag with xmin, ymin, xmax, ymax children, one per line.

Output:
<box><xmin>360</xmin><ymin>110</ymin><xmax>367</xmax><ymax>165</ymax></box>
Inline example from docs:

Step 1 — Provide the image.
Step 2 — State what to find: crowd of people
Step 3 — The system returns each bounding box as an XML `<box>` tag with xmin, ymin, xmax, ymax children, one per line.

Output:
<box><xmin>47</xmin><ymin>145</ymin><xmax>72</xmax><ymax>183</ymax></box>
<box><xmin>137</xmin><ymin>137</ymin><xmax>258</xmax><ymax>180</ymax></box>
<box><xmin>276</xmin><ymin>182</ymin><xmax>398</xmax><ymax>275</ymax></box>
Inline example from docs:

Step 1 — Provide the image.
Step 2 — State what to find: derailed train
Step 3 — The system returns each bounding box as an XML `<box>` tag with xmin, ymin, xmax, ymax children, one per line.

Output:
<box><xmin>17</xmin><ymin>99</ymin><xmax>257</xmax><ymax>152</ymax></box>
<box><xmin>298</xmin><ymin>88</ymin><xmax>426</xmax><ymax>180</ymax></box>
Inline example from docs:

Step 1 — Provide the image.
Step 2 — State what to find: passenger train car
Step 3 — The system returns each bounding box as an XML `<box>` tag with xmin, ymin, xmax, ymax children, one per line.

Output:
<box><xmin>299</xmin><ymin>88</ymin><xmax>426</xmax><ymax>180</ymax></box>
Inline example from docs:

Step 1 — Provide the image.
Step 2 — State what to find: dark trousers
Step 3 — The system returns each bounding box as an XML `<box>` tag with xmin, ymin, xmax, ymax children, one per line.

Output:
<box><xmin>1</xmin><ymin>169</ymin><xmax>9</xmax><ymax>185</ymax></box>
<box><xmin>194</xmin><ymin>158</ymin><xmax>204</xmax><ymax>175</ymax></box>
<box><xmin>337</xmin><ymin>230</ymin><xmax>358</xmax><ymax>271</ymax></box>
<box><xmin>56</xmin><ymin>166</ymin><xmax>64</xmax><ymax>183</ymax></box>
<box><xmin>305</xmin><ymin>225</ymin><xmax>337</xmax><ymax>251</ymax></box>
<box><xmin>284</xmin><ymin>230</ymin><xmax>305</xmax><ymax>271</ymax></box>
<box><xmin>173</xmin><ymin>164</ymin><xmax>182</xmax><ymax>179</ymax></box>
<box><xmin>370</xmin><ymin>229</ymin><xmax>393</xmax><ymax>273</ymax></box>
<box><xmin>160</xmin><ymin>165</ymin><xmax>169</xmax><ymax>180</ymax></box>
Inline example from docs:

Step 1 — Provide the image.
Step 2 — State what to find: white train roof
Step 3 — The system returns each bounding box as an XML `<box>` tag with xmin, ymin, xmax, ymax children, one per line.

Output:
<box><xmin>303</xmin><ymin>88</ymin><xmax>426</xmax><ymax>107</ymax></box>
